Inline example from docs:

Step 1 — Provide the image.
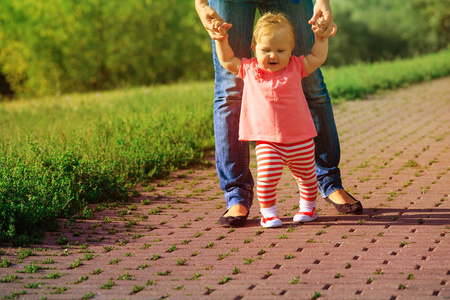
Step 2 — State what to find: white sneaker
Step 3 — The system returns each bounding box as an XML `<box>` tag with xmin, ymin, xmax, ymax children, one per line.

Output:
<box><xmin>293</xmin><ymin>208</ymin><xmax>318</xmax><ymax>223</ymax></box>
<box><xmin>260</xmin><ymin>216</ymin><xmax>283</xmax><ymax>228</ymax></box>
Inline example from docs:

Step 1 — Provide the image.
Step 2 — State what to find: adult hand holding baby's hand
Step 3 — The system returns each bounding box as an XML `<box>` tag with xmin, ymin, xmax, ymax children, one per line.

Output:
<box><xmin>309</xmin><ymin>0</ymin><xmax>337</xmax><ymax>41</ymax></box>
<box><xmin>311</xmin><ymin>16</ymin><xmax>337</xmax><ymax>40</ymax></box>
<box><xmin>196</xmin><ymin>2</ymin><xmax>231</xmax><ymax>41</ymax></box>
<box><xmin>211</xmin><ymin>19</ymin><xmax>232</xmax><ymax>40</ymax></box>
<box><xmin>311</xmin><ymin>16</ymin><xmax>326</xmax><ymax>34</ymax></box>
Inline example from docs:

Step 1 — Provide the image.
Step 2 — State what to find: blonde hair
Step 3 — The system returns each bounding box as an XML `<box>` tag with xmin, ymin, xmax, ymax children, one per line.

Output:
<box><xmin>252</xmin><ymin>12</ymin><xmax>295</xmax><ymax>48</ymax></box>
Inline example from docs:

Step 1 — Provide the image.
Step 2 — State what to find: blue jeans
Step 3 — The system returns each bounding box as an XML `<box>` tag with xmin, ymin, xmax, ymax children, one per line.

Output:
<box><xmin>209</xmin><ymin>0</ymin><xmax>343</xmax><ymax>211</ymax></box>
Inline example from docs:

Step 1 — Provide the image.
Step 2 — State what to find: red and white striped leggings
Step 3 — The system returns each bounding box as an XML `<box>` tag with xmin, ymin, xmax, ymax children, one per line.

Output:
<box><xmin>256</xmin><ymin>138</ymin><xmax>318</xmax><ymax>206</ymax></box>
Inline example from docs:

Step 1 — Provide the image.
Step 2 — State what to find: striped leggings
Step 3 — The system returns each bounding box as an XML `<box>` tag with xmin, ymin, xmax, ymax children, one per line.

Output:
<box><xmin>256</xmin><ymin>138</ymin><xmax>318</xmax><ymax>206</ymax></box>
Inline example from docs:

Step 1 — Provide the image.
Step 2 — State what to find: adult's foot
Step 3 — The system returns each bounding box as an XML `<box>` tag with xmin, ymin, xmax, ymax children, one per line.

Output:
<box><xmin>327</xmin><ymin>189</ymin><xmax>358</xmax><ymax>204</ymax></box>
<box><xmin>324</xmin><ymin>189</ymin><xmax>363</xmax><ymax>214</ymax></box>
<box><xmin>219</xmin><ymin>204</ymin><xmax>249</xmax><ymax>227</ymax></box>
<box><xmin>223</xmin><ymin>204</ymin><xmax>248</xmax><ymax>217</ymax></box>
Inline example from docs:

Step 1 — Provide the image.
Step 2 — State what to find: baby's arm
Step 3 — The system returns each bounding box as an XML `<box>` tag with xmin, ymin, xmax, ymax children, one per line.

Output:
<box><xmin>303</xmin><ymin>35</ymin><xmax>328</xmax><ymax>75</ymax></box>
<box><xmin>213</xmin><ymin>21</ymin><xmax>241</xmax><ymax>75</ymax></box>
<box><xmin>215</xmin><ymin>38</ymin><xmax>241</xmax><ymax>75</ymax></box>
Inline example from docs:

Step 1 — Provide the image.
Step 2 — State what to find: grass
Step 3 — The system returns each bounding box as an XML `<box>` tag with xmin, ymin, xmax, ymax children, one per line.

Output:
<box><xmin>73</xmin><ymin>275</ymin><xmax>89</xmax><ymax>284</ymax></box>
<box><xmin>220</xmin><ymin>276</ymin><xmax>232</xmax><ymax>284</ymax></box>
<box><xmin>313</xmin><ymin>291</ymin><xmax>322</xmax><ymax>299</ymax></box>
<box><xmin>16</xmin><ymin>248</ymin><xmax>34</xmax><ymax>259</ymax></box>
<box><xmin>109</xmin><ymin>258</ymin><xmax>122</xmax><ymax>265</ymax></box>
<box><xmin>289</xmin><ymin>275</ymin><xmax>300</xmax><ymax>284</ymax></box>
<box><xmin>117</xmin><ymin>272</ymin><xmax>135</xmax><ymax>280</ymax></box>
<box><xmin>82</xmin><ymin>292</ymin><xmax>95</xmax><ymax>300</ymax></box>
<box><xmin>188</xmin><ymin>273</ymin><xmax>202</xmax><ymax>280</ymax></box>
<box><xmin>0</xmin><ymin>259</ymin><xmax>12</xmax><ymax>268</ymax></box>
<box><xmin>149</xmin><ymin>253</ymin><xmax>162</xmax><ymax>261</ymax></box>
<box><xmin>1</xmin><ymin>50</ymin><xmax>450</xmax><ymax>245</ymax></box>
<box><xmin>156</xmin><ymin>271</ymin><xmax>171</xmax><ymax>276</ymax></box>
<box><xmin>23</xmin><ymin>281</ymin><xmax>45</xmax><ymax>288</ymax></box>
<box><xmin>0</xmin><ymin>274</ymin><xmax>20</xmax><ymax>283</ymax></box>
<box><xmin>323</xmin><ymin>50</ymin><xmax>450</xmax><ymax>101</ymax></box>
<box><xmin>284</xmin><ymin>253</ymin><xmax>294</xmax><ymax>260</ymax></box>
<box><xmin>50</xmin><ymin>286</ymin><xmax>69</xmax><ymax>294</ymax></box>
<box><xmin>167</xmin><ymin>244</ymin><xmax>177</xmax><ymax>252</ymax></box>
<box><xmin>101</xmin><ymin>278</ymin><xmax>115</xmax><ymax>289</ymax></box>
<box><xmin>17</xmin><ymin>263</ymin><xmax>48</xmax><ymax>274</ymax></box>
<box><xmin>0</xmin><ymin>82</ymin><xmax>213</xmax><ymax>245</ymax></box>
<box><xmin>92</xmin><ymin>268</ymin><xmax>103</xmax><ymax>275</ymax></box>
<box><xmin>69</xmin><ymin>258</ymin><xmax>84</xmax><ymax>269</ymax></box>
<box><xmin>203</xmin><ymin>242</ymin><xmax>214</xmax><ymax>249</ymax></box>
<box><xmin>138</xmin><ymin>263</ymin><xmax>151</xmax><ymax>270</ymax></box>
<box><xmin>41</xmin><ymin>271</ymin><xmax>65</xmax><ymax>279</ymax></box>
<box><xmin>1</xmin><ymin>290</ymin><xmax>26</xmax><ymax>299</ymax></box>
<box><xmin>218</xmin><ymin>253</ymin><xmax>230</xmax><ymax>260</ymax></box>
<box><xmin>131</xmin><ymin>285</ymin><xmax>145</xmax><ymax>295</ymax></box>
<box><xmin>176</xmin><ymin>258</ymin><xmax>188</xmax><ymax>266</ymax></box>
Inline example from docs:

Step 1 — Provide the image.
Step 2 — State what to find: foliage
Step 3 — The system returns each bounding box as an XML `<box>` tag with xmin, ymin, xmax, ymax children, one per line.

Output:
<box><xmin>0</xmin><ymin>0</ymin><xmax>448</xmax><ymax>98</ymax></box>
<box><xmin>0</xmin><ymin>0</ymin><xmax>212</xmax><ymax>97</ymax></box>
<box><xmin>327</xmin><ymin>0</ymin><xmax>450</xmax><ymax>66</ymax></box>
<box><xmin>323</xmin><ymin>49</ymin><xmax>450</xmax><ymax>100</ymax></box>
<box><xmin>0</xmin><ymin>81</ymin><xmax>214</xmax><ymax>244</ymax></box>
<box><xmin>0</xmin><ymin>150</ymin><xmax>128</xmax><ymax>245</ymax></box>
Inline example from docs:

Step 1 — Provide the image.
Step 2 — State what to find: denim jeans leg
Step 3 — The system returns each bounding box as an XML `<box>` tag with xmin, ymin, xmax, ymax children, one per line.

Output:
<box><xmin>303</xmin><ymin>70</ymin><xmax>343</xmax><ymax>198</ymax></box>
<box><xmin>208</xmin><ymin>0</ymin><xmax>259</xmax><ymax>210</ymax></box>
<box><xmin>261</xmin><ymin>0</ymin><xmax>344</xmax><ymax>197</ymax></box>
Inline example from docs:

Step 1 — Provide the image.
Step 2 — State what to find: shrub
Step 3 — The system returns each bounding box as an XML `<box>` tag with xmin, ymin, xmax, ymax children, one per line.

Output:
<box><xmin>0</xmin><ymin>150</ymin><xmax>128</xmax><ymax>245</ymax></box>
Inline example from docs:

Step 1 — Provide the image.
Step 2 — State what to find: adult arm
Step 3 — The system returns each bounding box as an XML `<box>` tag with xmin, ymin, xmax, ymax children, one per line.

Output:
<box><xmin>309</xmin><ymin>0</ymin><xmax>337</xmax><ymax>40</ymax></box>
<box><xmin>195</xmin><ymin>0</ymin><xmax>232</xmax><ymax>40</ymax></box>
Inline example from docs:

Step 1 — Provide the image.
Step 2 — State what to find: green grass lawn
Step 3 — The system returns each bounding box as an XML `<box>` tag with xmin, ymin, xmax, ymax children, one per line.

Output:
<box><xmin>1</xmin><ymin>49</ymin><xmax>449</xmax><ymax>245</ymax></box>
<box><xmin>0</xmin><ymin>82</ymin><xmax>215</xmax><ymax>244</ymax></box>
<box><xmin>323</xmin><ymin>50</ymin><xmax>450</xmax><ymax>101</ymax></box>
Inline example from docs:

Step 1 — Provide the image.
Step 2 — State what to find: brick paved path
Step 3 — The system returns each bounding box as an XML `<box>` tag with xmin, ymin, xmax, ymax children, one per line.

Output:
<box><xmin>1</xmin><ymin>78</ymin><xmax>449</xmax><ymax>299</ymax></box>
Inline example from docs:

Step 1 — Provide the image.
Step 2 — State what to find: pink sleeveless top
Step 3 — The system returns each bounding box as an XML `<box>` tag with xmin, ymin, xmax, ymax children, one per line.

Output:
<box><xmin>237</xmin><ymin>56</ymin><xmax>317</xmax><ymax>143</ymax></box>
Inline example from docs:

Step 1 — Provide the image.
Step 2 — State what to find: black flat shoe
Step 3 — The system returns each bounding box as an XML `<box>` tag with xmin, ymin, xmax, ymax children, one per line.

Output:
<box><xmin>218</xmin><ymin>210</ymin><xmax>249</xmax><ymax>227</ymax></box>
<box><xmin>324</xmin><ymin>191</ymin><xmax>363</xmax><ymax>215</ymax></box>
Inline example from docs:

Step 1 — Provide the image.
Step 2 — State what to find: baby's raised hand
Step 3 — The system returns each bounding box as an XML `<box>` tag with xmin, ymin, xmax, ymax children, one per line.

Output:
<box><xmin>311</xmin><ymin>16</ymin><xmax>326</xmax><ymax>34</ymax></box>
<box><xmin>211</xmin><ymin>19</ymin><xmax>232</xmax><ymax>39</ymax></box>
<box><xmin>311</xmin><ymin>16</ymin><xmax>337</xmax><ymax>40</ymax></box>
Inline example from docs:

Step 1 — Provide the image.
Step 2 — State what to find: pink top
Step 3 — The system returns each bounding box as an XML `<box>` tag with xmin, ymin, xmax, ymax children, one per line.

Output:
<box><xmin>237</xmin><ymin>56</ymin><xmax>317</xmax><ymax>143</ymax></box>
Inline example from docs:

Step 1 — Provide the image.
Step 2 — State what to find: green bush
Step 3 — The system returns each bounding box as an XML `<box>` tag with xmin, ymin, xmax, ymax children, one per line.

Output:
<box><xmin>323</xmin><ymin>50</ymin><xmax>450</xmax><ymax>101</ymax></box>
<box><xmin>0</xmin><ymin>82</ymin><xmax>214</xmax><ymax>245</ymax></box>
<box><xmin>0</xmin><ymin>0</ymin><xmax>212</xmax><ymax>97</ymax></box>
<box><xmin>0</xmin><ymin>149</ymin><xmax>128</xmax><ymax>245</ymax></box>
<box><xmin>326</xmin><ymin>0</ymin><xmax>450</xmax><ymax>66</ymax></box>
<box><xmin>1</xmin><ymin>0</ymin><xmax>448</xmax><ymax>98</ymax></box>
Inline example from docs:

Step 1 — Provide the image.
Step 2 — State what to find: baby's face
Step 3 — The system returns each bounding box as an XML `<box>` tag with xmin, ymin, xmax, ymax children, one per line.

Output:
<box><xmin>252</xmin><ymin>28</ymin><xmax>294</xmax><ymax>72</ymax></box>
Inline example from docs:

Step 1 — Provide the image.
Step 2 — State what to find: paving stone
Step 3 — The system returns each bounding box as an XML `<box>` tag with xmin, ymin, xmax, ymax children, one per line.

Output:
<box><xmin>0</xmin><ymin>78</ymin><xmax>449</xmax><ymax>299</ymax></box>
